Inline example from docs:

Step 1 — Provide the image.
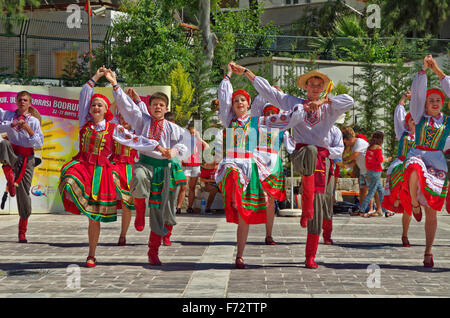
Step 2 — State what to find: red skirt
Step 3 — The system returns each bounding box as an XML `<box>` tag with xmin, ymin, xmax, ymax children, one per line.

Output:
<box><xmin>112</xmin><ymin>162</ymin><xmax>135</xmax><ymax>210</ymax></box>
<box><xmin>59</xmin><ymin>160</ymin><xmax>117</xmax><ymax>222</ymax></box>
<box><xmin>400</xmin><ymin>162</ymin><xmax>447</xmax><ymax>215</ymax></box>
<box><xmin>219</xmin><ymin>164</ymin><xmax>267</xmax><ymax>225</ymax></box>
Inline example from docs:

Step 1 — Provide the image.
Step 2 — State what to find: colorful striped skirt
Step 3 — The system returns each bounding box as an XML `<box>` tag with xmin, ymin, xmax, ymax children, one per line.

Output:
<box><xmin>382</xmin><ymin>157</ymin><xmax>405</xmax><ymax>213</ymax></box>
<box><xmin>260</xmin><ymin>155</ymin><xmax>286</xmax><ymax>201</ymax></box>
<box><xmin>217</xmin><ymin>158</ymin><xmax>268</xmax><ymax>225</ymax></box>
<box><xmin>58</xmin><ymin>160</ymin><xmax>117</xmax><ymax>222</ymax></box>
<box><xmin>399</xmin><ymin>148</ymin><xmax>448</xmax><ymax>214</ymax></box>
<box><xmin>112</xmin><ymin>161</ymin><xmax>135</xmax><ymax>211</ymax></box>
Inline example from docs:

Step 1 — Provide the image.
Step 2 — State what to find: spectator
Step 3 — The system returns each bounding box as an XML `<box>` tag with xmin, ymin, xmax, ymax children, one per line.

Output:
<box><xmin>176</xmin><ymin>122</ymin><xmax>209</xmax><ymax>214</ymax></box>
<box><xmin>342</xmin><ymin>127</ymin><xmax>377</xmax><ymax>215</ymax></box>
<box><xmin>358</xmin><ymin>131</ymin><xmax>393</xmax><ymax>217</ymax></box>
<box><xmin>199</xmin><ymin>160</ymin><xmax>220</xmax><ymax>214</ymax></box>
<box><xmin>164</xmin><ymin>111</ymin><xmax>176</xmax><ymax>123</ymax></box>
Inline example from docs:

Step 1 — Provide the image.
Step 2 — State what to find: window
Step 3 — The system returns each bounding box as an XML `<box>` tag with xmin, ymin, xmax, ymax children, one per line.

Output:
<box><xmin>54</xmin><ymin>51</ymin><xmax>78</xmax><ymax>78</ymax></box>
<box><xmin>285</xmin><ymin>0</ymin><xmax>300</xmax><ymax>4</ymax></box>
<box><xmin>15</xmin><ymin>53</ymin><xmax>37</xmax><ymax>76</ymax></box>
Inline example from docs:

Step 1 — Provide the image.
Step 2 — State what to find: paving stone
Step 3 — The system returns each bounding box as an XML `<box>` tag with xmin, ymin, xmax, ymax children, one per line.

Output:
<box><xmin>1</xmin><ymin>213</ymin><xmax>450</xmax><ymax>299</ymax></box>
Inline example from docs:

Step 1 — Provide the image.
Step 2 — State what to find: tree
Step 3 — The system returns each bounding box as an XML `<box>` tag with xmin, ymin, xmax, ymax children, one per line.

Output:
<box><xmin>0</xmin><ymin>0</ymin><xmax>40</xmax><ymax>33</ymax></box>
<box><xmin>370</xmin><ymin>0</ymin><xmax>450</xmax><ymax>38</ymax></box>
<box><xmin>110</xmin><ymin>0</ymin><xmax>193</xmax><ymax>85</ymax></box>
<box><xmin>198</xmin><ymin>0</ymin><xmax>218</xmax><ymax>67</ymax></box>
<box><xmin>211</xmin><ymin>1</ymin><xmax>278</xmax><ymax>82</ymax></box>
<box><xmin>170</xmin><ymin>63</ymin><xmax>195</xmax><ymax>128</ymax></box>
<box><xmin>289</xmin><ymin>0</ymin><xmax>352</xmax><ymax>37</ymax></box>
<box><xmin>188</xmin><ymin>35</ymin><xmax>216</xmax><ymax>129</ymax></box>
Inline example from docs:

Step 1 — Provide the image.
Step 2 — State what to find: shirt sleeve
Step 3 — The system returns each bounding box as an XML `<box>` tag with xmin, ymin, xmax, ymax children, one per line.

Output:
<box><xmin>113</xmin><ymin>124</ymin><xmax>159</xmax><ymax>152</ymax></box>
<box><xmin>394</xmin><ymin>104</ymin><xmax>407</xmax><ymax>140</ymax></box>
<box><xmin>410</xmin><ymin>71</ymin><xmax>427</xmax><ymax>125</ymax></box>
<box><xmin>441</xmin><ymin>75</ymin><xmax>450</xmax><ymax>97</ymax></box>
<box><xmin>283</xmin><ymin>130</ymin><xmax>296</xmax><ymax>154</ymax></box>
<box><xmin>218</xmin><ymin>78</ymin><xmax>235</xmax><ymax>128</ymax></box>
<box><xmin>168</xmin><ymin>121</ymin><xmax>196</xmax><ymax>161</ymax></box>
<box><xmin>78</xmin><ymin>80</ymin><xmax>95</xmax><ymax>127</ymax></box>
<box><xmin>326</xmin><ymin>94</ymin><xmax>354</xmax><ymax>123</ymax></box>
<box><xmin>250</xmin><ymin>94</ymin><xmax>266</xmax><ymax>117</ymax></box>
<box><xmin>113</xmin><ymin>86</ymin><xmax>146</xmax><ymax>133</ymax></box>
<box><xmin>257</xmin><ymin>106</ymin><xmax>305</xmax><ymax>131</ymax></box>
<box><xmin>253</xmin><ymin>76</ymin><xmax>304</xmax><ymax>112</ymax></box>
<box><xmin>27</xmin><ymin>118</ymin><xmax>44</xmax><ymax>148</ymax></box>
<box><xmin>376</xmin><ymin>148</ymin><xmax>384</xmax><ymax>163</ymax></box>
<box><xmin>328</xmin><ymin>127</ymin><xmax>344</xmax><ymax>161</ymax></box>
<box><xmin>352</xmin><ymin>138</ymin><xmax>368</xmax><ymax>153</ymax></box>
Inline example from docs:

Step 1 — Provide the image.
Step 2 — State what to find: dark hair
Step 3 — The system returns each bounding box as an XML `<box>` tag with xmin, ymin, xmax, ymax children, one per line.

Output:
<box><xmin>369</xmin><ymin>131</ymin><xmax>384</xmax><ymax>147</ymax></box>
<box><xmin>342</xmin><ymin>132</ymin><xmax>354</xmax><ymax>141</ymax></box>
<box><xmin>150</xmin><ymin>92</ymin><xmax>169</xmax><ymax>107</ymax></box>
<box><xmin>164</xmin><ymin>111</ymin><xmax>175</xmax><ymax>121</ymax></box>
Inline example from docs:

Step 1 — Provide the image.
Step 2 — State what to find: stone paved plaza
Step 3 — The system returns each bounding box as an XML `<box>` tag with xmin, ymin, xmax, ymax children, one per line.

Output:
<box><xmin>1</xmin><ymin>211</ymin><xmax>450</xmax><ymax>300</ymax></box>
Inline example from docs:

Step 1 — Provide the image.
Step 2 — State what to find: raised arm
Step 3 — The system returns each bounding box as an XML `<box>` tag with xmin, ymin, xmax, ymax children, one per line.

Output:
<box><xmin>250</xmin><ymin>94</ymin><xmax>266</xmax><ymax>117</ymax></box>
<box><xmin>218</xmin><ymin>63</ymin><xmax>235</xmax><ymax>128</ymax></box>
<box><xmin>410</xmin><ymin>57</ymin><xmax>430</xmax><ymax>124</ymax></box>
<box><xmin>106</xmin><ymin>70</ymin><xmax>147</xmax><ymax>132</ymax></box>
<box><xmin>79</xmin><ymin>67</ymin><xmax>106</xmax><ymax>127</ymax></box>
<box><xmin>230</xmin><ymin>62</ymin><xmax>304</xmax><ymax>111</ymax></box>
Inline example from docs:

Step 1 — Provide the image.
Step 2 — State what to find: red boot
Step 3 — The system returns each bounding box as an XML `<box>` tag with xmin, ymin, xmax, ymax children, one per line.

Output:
<box><xmin>300</xmin><ymin>175</ymin><xmax>315</xmax><ymax>228</ymax></box>
<box><xmin>305</xmin><ymin>233</ymin><xmax>320</xmax><ymax>269</ymax></box>
<box><xmin>2</xmin><ymin>165</ymin><xmax>16</xmax><ymax>197</ymax></box>
<box><xmin>18</xmin><ymin>218</ymin><xmax>28</xmax><ymax>243</ymax></box>
<box><xmin>133</xmin><ymin>198</ymin><xmax>147</xmax><ymax>231</ymax></box>
<box><xmin>322</xmin><ymin>219</ymin><xmax>333</xmax><ymax>245</ymax></box>
<box><xmin>148</xmin><ymin>231</ymin><xmax>162</xmax><ymax>265</ymax></box>
<box><xmin>163</xmin><ymin>225</ymin><xmax>173</xmax><ymax>246</ymax></box>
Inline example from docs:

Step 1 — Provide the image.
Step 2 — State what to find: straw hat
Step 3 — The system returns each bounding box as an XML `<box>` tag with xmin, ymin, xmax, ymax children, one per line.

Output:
<box><xmin>296</xmin><ymin>70</ymin><xmax>331</xmax><ymax>90</ymax></box>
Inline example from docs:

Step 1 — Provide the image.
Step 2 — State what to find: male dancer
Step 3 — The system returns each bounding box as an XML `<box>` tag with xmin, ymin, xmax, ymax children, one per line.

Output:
<box><xmin>106</xmin><ymin>70</ymin><xmax>192</xmax><ymax>265</ymax></box>
<box><xmin>0</xmin><ymin>91</ymin><xmax>44</xmax><ymax>243</ymax></box>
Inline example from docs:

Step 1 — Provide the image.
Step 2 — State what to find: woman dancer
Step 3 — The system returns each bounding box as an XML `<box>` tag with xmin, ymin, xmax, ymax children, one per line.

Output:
<box><xmin>58</xmin><ymin>67</ymin><xmax>118</xmax><ymax>267</ymax></box>
<box><xmin>399</xmin><ymin>55</ymin><xmax>449</xmax><ymax>267</ymax></box>
<box><xmin>216</xmin><ymin>63</ymin><xmax>289</xmax><ymax>268</ymax></box>
<box><xmin>382</xmin><ymin>91</ymin><xmax>415</xmax><ymax>247</ymax></box>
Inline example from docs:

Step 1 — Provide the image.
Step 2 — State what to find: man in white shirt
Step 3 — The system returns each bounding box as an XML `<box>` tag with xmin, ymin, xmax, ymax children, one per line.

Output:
<box><xmin>0</xmin><ymin>91</ymin><xmax>44</xmax><ymax>243</ymax></box>
<box><xmin>342</xmin><ymin>129</ymin><xmax>372</xmax><ymax>215</ymax></box>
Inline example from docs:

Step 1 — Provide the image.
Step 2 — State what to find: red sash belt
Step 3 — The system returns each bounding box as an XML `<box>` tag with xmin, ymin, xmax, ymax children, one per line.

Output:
<box><xmin>254</xmin><ymin>146</ymin><xmax>278</xmax><ymax>154</ymax></box>
<box><xmin>295</xmin><ymin>143</ymin><xmax>331</xmax><ymax>194</ymax></box>
<box><xmin>398</xmin><ymin>156</ymin><xmax>406</xmax><ymax>161</ymax></box>
<box><xmin>415</xmin><ymin>145</ymin><xmax>440</xmax><ymax>152</ymax></box>
<box><xmin>226</xmin><ymin>151</ymin><xmax>253</xmax><ymax>159</ymax></box>
<box><xmin>11</xmin><ymin>144</ymin><xmax>34</xmax><ymax>187</ymax></box>
<box><xmin>73</xmin><ymin>151</ymin><xmax>111</xmax><ymax>167</ymax></box>
<box><xmin>110</xmin><ymin>154</ymin><xmax>136</xmax><ymax>165</ymax></box>
<box><xmin>11</xmin><ymin>144</ymin><xmax>34</xmax><ymax>156</ymax></box>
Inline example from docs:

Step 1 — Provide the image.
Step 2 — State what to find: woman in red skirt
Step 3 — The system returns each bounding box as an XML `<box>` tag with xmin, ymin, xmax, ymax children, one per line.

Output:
<box><xmin>59</xmin><ymin>67</ymin><xmax>117</xmax><ymax>268</ymax></box>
